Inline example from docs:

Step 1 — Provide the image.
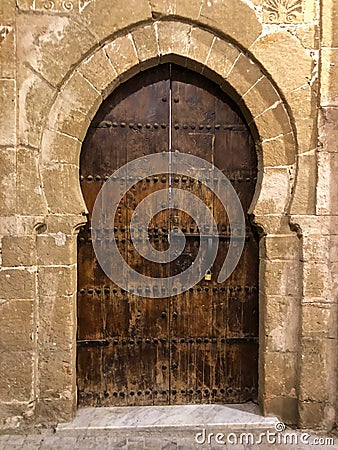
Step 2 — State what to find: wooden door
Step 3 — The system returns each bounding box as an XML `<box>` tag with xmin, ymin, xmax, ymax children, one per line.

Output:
<box><xmin>77</xmin><ymin>64</ymin><xmax>259</xmax><ymax>406</ymax></box>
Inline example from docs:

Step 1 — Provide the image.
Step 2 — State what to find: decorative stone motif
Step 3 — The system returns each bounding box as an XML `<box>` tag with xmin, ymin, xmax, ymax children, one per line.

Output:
<box><xmin>263</xmin><ymin>0</ymin><xmax>303</xmax><ymax>23</ymax></box>
<box><xmin>0</xmin><ymin>26</ymin><xmax>11</xmax><ymax>44</ymax></box>
<box><xmin>17</xmin><ymin>0</ymin><xmax>92</xmax><ymax>13</ymax></box>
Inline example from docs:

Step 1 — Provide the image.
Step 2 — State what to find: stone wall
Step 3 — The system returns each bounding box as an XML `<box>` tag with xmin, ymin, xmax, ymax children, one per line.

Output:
<box><xmin>0</xmin><ymin>0</ymin><xmax>336</xmax><ymax>431</ymax></box>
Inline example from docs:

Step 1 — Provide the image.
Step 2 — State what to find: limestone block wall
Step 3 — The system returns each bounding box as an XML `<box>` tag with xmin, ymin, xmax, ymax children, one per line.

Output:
<box><xmin>0</xmin><ymin>0</ymin><xmax>336</xmax><ymax>431</ymax></box>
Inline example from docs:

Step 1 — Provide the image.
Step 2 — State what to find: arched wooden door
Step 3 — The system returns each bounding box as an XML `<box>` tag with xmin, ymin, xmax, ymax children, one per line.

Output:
<box><xmin>77</xmin><ymin>64</ymin><xmax>259</xmax><ymax>407</ymax></box>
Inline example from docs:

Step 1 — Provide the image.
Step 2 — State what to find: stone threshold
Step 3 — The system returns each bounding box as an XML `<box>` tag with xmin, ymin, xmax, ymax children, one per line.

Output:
<box><xmin>56</xmin><ymin>403</ymin><xmax>279</xmax><ymax>436</ymax></box>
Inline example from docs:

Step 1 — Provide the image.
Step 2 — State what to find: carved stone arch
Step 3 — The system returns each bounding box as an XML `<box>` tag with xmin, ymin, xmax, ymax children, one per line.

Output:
<box><xmin>40</xmin><ymin>20</ymin><xmax>301</xmax><ymax>423</ymax></box>
<box><xmin>42</xmin><ymin>20</ymin><xmax>297</xmax><ymax>224</ymax></box>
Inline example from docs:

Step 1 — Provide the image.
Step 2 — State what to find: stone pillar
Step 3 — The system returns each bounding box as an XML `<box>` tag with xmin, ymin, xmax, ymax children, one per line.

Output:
<box><xmin>258</xmin><ymin>233</ymin><xmax>301</xmax><ymax>424</ymax></box>
<box><xmin>292</xmin><ymin>0</ymin><xmax>338</xmax><ymax>430</ymax></box>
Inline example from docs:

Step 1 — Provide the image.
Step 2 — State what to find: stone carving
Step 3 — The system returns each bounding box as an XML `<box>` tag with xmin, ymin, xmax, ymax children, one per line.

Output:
<box><xmin>17</xmin><ymin>0</ymin><xmax>92</xmax><ymax>13</ymax></box>
<box><xmin>263</xmin><ymin>0</ymin><xmax>303</xmax><ymax>23</ymax></box>
<box><xmin>0</xmin><ymin>26</ymin><xmax>11</xmax><ymax>45</ymax></box>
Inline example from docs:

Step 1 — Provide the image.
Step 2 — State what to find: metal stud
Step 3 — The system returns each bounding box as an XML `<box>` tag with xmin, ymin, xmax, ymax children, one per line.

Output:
<box><xmin>120</xmin><ymin>122</ymin><xmax>126</xmax><ymax>127</ymax></box>
<box><xmin>154</xmin><ymin>123</ymin><xmax>159</xmax><ymax>129</ymax></box>
<box><xmin>87</xmin><ymin>175</ymin><xmax>93</xmax><ymax>181</ymax></box>
<box><xmin>174</xmin><ymin>123</ymin><xmax>179</xmax><ymax>129</ymax></box>
<box><xmin>88</xmin><ymin>288</ymin><xmax>94</xmax><ymax>294</ymax></box>
<box><xmin>215</xmin><ymin>124</ymin><xmax>221</xmax><ymax>130</ymax></box>
<box><xmin>112</xmin><ymin>122</ymin><xmax>118</xmax><ymax>127</ymax></box>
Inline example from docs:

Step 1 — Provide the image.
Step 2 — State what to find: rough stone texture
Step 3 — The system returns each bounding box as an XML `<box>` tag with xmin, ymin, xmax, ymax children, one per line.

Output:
<box><xmin>253</xmin><ymin>167</ymin><xmax>292</xmax><ymax>215</ymax></box>
<box><xmin>0</xmin><ymin>351</ymin><xmax>34</xmax><ymax>402</ymax></box>
<box><xmin>0</xmin><ymin>300</ymin><xmax>34</xmax><ymax>351</ymax></box>
<box><xmin>187</xmin><ymin>27</ymin><xmax>214</xmax><ymax>73</ymax></box>
<box><xmin>261</xmin><ymin>133</ymin><xmax>296</xmax><ymax>166</ymax></box>
<box><xmin>321</xmin><ymin>48</ymin><xmax>338</xmax><ymax>106</ymax></box>
<box><xmin>78</xmin><ymin>49</ymin><xmax>118</xmax><ymax>99</ymax></box>
<box><xmin>249</xmin><ymin>31</ymin><xmax>314</xmax><ymax>94</ymax></box>
<box><xmin>156</xmin><ymin>21</ymin><xmax>191</xmax><ymax>62</ymax></box>
<box><xmin>0</xmin><ymin>26</ymin><xmax>15</xmax><ymax>78</ymax></box>
<box><xmin>0</xmin><ymin>80</ymin><xmax>15</xmax><ymax>146</ymax></box>
<box><xmin>18</xmin><ymin>66</ymin><xmax>56</xmax><ymax>149</ymax></box>
<box><xmin>198</xmin><ymin>0</ymin><xmax>262</xmax><ymax>49</ymax></box>
<box><xmin>225</xmin><ymin>54</ymin><xmax>264</xmax><ymax>99</ymax></box>
<box><xmin>204</xmin><ymin>37</ymin><xmax>240</xmax><ymax>81</ymax></box>
<box><xmin>42</xmin><ymin>165</ymin><xmax>87</xmax><ymax>215</ymax></box>
<box><xmin>132</xmin><ymin>24</ymin><xmax>159</xmax><ymax>66</ymax></box>
<box><xmin>41</xmin><ymin>129</ymin><xmax>82</xmax><ymax>166</ymax></box>
<box><xmin>1</xmin><ymin>236</ymin><xmax>36</xmax><ymax>266</ymax></box>
<box><xmin>80</xmin><ymin>0</ymin><xmax>152</xmax><ymax>42</ymax></box>
<box><xmin>0</xmin><ymin>0</ymin><xmax>336</xmax><ymax>434</ymax></box>
<box><xmin>0</xmin><ymin>269</ymin><xmax>36</xmax><ymax>300</ymax></box>
<box><xmin>0</xmin><ymin>148</ymin><xmax>16</xmax><ymax>215</ymax></box>
<box><xmin>251</xmin><ymin>103</ymin><xmax>293</xmax><ymax>140</ymax></box>
<box><xmin>17</xmin><ymin>147</ymin><xmax>48</xmax><ymax>215</ymax></box>
<box><xmin>290</xmin><ymin>152</ymin><xmax>317</xmax><ymax>215</ymax></box>
<box><xmin>105</xmin><ymin>34</ymin><xmax>140</xmax><ymax>79</ymax></box>
<box><xmin>239</xmin><ymin>77</ymin><xmax>281</xmax><ymax>121</ymax></box>
<box><xmin>16</xmin><ymin>14</ymin><xmax>98</xmax><ymax>88</ymax></box>
<box><xmin>36</xmin><ymin>234</ymin><xmax>77</xmax><ymax>266</ymax></box>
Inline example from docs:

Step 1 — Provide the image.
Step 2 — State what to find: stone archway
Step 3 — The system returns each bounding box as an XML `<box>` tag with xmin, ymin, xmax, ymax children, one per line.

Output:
<box><xmin>38</xmin><ymin>21</ymin><xmax>301</xmax><ymax>424</ymax></box>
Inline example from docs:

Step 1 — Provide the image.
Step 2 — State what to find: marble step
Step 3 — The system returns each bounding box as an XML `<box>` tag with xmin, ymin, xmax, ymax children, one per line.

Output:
<box><xmin>56</xmin><ymin>403</ymin><xmax>280</xmax><ymax>437</ymax></box>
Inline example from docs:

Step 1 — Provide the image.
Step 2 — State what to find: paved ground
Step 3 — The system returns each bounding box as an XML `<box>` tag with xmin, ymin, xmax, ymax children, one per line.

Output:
<box><xmin>0</xmin><ymin>429</ymin><xmax>337</xmax><ymax>450</ymax></box>
<box><xmin>0</xmin><ymin>404</ymin><xmax>337</xmax><ymax>449</ymax></box>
